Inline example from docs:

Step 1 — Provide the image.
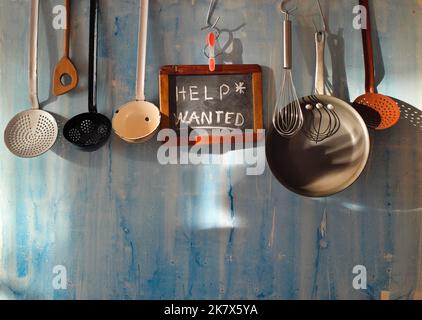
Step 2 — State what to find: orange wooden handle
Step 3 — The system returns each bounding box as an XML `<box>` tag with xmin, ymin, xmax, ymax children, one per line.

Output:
<box><xmin>360</xmin><ymin>0</ymin><xmax>375</xmax><ymax>93</ymax></box>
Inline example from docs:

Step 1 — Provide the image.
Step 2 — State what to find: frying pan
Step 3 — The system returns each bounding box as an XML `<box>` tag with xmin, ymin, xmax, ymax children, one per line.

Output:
<box><xmin>266</xmin><ymin>31</ymin><xmax>370</xmax><ymax>198</ymax></box>
<box><xmin>63</xmin><ymin>0</ymin><xmax>111</xmax><ymax>152</ymax></box>
<box><xmin>112</xmin><ymin>0</ymin><xmax>161</xmax><ymax>143</ymax></box>
<box><xmin>4</xmin><ymin>0</ymin><xmax>58</xmax><ymax>158</ymax></box>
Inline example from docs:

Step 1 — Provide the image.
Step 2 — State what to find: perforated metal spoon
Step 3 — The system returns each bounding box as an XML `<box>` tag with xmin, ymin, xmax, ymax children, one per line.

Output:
<box><xmin>4</xmin><ymin>0</ymin><xmax>58</xmax><ymax>158</ymax></box>
<box><xmin>353</xmin><ymin>0</ymin><xmax>400</xmax><ymax>130</ymax></box>
<box><xmin>63</xmin><ymin>0</ymin><xmax>111</xmax><ymax>151</ymax></box>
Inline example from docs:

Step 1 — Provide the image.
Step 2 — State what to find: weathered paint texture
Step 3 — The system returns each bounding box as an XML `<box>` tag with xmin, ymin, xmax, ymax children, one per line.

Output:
<box><xmin>1</xmin><ymin>0</ymin><xmax>422</xmax><ymax>300</ymax></box>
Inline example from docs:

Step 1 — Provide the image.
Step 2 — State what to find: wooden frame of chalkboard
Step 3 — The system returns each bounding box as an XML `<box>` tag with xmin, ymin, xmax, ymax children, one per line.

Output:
<box><xmin>159</xmin><ymin>65</ymin><xmax>263</xmax><ymax>145</ymax></box>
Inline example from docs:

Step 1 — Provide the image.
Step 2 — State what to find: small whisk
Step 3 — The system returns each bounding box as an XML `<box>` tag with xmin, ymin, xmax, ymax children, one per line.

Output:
<box><xmin>272</xmin><ymin>1</ymin><xmax>303</xmax><ymax>138</ymax></box>
<box><xmin>302</xmin><ymin>0</ymin><xmax>340</xmax><ymax>144</ymax></box>
<box><xmin>303</xmin><ymin>96</ymin><xmax>341</xmax><ymax>143</ymax></box>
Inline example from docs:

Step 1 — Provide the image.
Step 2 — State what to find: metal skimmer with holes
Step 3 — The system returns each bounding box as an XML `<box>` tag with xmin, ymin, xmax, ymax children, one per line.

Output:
<box><xmin>5</xmin><ymin>111</ymin><xmax>58</xmax><ymax>158</ymax></box>
<box><xmin>63</xmin><ymin>0</ymin><xmax>111</xmax><ymax>151</ymax></box>
<box><xmin>353</xmin><ymin>0</ymin><xmax>400</xmax><ymax>130</ymax></box>
<box><xmin>4</xmin><ymin>0</ymin><xmax>58</xmax><ymax>158</ymax></box>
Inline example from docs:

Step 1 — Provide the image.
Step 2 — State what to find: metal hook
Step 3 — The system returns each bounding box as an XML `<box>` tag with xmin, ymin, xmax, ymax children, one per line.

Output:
<box><xmin>313</xmin><ymin>0</ymin><xmax>327</xmax><ymax>33</ymax></box>
<box><xmin>280</xmin><ymin>0</ymin><xmax>297</xmax><ymax>19</ymax></box>
<box><xmin>201</xmin><ymin>0</ymin><xmax>220</xmax><ymax>31</ymax></box>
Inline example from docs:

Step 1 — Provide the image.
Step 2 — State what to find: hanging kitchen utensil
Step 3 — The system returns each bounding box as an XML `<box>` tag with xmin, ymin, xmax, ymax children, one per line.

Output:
<box><xmin>4</xmin><ymin>0</ymin><xmax>58</xmax><ymax>158</ymax></box>
<box><xmin>272</xmin><ymin>1</ymin><xmax>303</xmax><ymax>138</ymax></box>
<box><xmin>302</xmin><ymin>2</ymin><xmax>340</xmax><ymax>144</ymax></box>
<box><xmin>112</xmin><ymin>0</ymin><xmax>161</xmax><ymax>143</ymax></box>
<box><xmin>52</xmin><ymin>0</ymin><xmax>78</xmax><ymax>96</ymax></box>
<box><xmin>266</xmin><ymin>2</ymin><xmax>370</xmax><ymax>198</ymax></box>
<box><xmin>207</xmin><ymin>31</ymin><xmax>216</xmax><ymax>72</ymax></box>
<box><xmin>353</xmin><ymin>0</ymin><xmax>400</xmax><ymax>130</ymax></box>
<box><xmin>63</xmin><ymin>0</ymin><xmax>111</xmax><ymax>151</ymax></box>
<box><xmin>202</xmin><ymin>0</ymin><xmax>222</xmax><ymax>71</ymax></box>
<box><xmin>303</xmin><ymin>94</ymin><xmax>341</xmax><ymax>144</ymax></box>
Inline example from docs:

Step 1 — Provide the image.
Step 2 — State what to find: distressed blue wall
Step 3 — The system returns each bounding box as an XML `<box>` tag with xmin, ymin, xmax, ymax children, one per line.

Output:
<box><xmin>0</xmin><ymin>0</ymin><xmax>422</xmax><ymax>300</ymax></box>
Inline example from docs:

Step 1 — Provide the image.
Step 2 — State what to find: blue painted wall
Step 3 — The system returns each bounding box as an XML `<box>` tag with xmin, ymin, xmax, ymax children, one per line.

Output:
<box><xmin>0</xmin><ymin>0</ymin><xmax>422</xmax><ymax>300</ymax></box>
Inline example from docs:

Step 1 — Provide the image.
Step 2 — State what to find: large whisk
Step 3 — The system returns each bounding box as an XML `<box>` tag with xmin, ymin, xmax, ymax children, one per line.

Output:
<box><xmin>272</xmin><ymin>1</ymin><xmax>303</xmax><ymax>138</ymax></box>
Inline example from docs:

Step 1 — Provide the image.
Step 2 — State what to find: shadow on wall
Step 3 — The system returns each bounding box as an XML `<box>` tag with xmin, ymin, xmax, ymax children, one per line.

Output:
<box><xmin>368</xmin><ymin>0</ymin><xmax>386</xmax><ymax>90</ymax></box>
<box><xmin>323</xmin><ymin>3</ymin><xmax>350</xmax><ymax>101</ymax></box>
<box><xmin>262</xmin><ymin>65</ymin><xmax>277</xmax><ymax>129</ymax></box>
<box><xmin>215</xmin><ymin>26</ymin><xmax>245</xmax><ymax>65</ymax></box>
<box><xmin>0</xmin><ymin>284</ymin><xmax>16</xmax><ymax>300</ymax></box>
<box><xmin>296</xmin><ymin>24</ymin><xmax>316</xmax><ymax>86</ymax></box>
<box><xmin>327</xmin><ymin>28</ymin><xmax>349</xmax><ymax>101</ymax></box>
<box><xmin>335</xmin><ymin>115</ymin><xmax>422</xmax><ymax>213</ymax></box>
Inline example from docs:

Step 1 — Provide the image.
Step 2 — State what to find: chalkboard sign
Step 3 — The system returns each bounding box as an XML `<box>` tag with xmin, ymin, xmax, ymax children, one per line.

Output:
<box><xmin>159</xmin><ymin>65</ymin><xmax>263</xmax><ymax>144</ymax></box>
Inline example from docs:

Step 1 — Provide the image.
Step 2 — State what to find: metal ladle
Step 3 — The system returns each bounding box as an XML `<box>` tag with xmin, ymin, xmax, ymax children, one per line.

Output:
<box><xmin>112</xmin><ymin>0</ymin><xmax>161</xmax><ymax>143</ymax></box>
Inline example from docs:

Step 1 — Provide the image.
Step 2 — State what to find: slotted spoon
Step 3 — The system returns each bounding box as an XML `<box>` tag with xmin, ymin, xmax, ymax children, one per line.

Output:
<box><xmin>63</xmin><ymin>0</ymin><xmax>111</xmax><ymax>151</ymax></box>
<box><xmin>353</xmin><ymin>0</ymin><xmax>400</xmax><ymax>130</ymax></box>
<box><xmin>4</xmin><ymin>0</ymin><xmax>58</xmax><ymax>158</ymax></box>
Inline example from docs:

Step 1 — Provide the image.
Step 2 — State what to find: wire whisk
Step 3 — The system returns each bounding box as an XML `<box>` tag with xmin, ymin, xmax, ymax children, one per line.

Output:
<box><xmin>273</xmin><ymin>1</ymin><xmax>303</xmax><ymax>138</ymax></box>
<box><xmin>303</xmin><ymin>96</ymin><xmax>341</xmax><ymax>143</ymax></box>
<box><xmin>302</xmin><ymin>1</ymin><xmax>341</xmax><ymax>144</ymax></box>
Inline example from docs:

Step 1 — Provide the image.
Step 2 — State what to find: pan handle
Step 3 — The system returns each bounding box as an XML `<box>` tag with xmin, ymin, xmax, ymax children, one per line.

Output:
<box><xmin>135</xmin><ymin>0</ymin><xmax>149</xmax><ymax>101</ymax></box>
<box><xmin>314</xmin><ymin>31</ymin><xmax>325</xmax><ymax>95</ymax></box>
<box><xmin>360</xmin><ymin>0</ymin><xmax>375</xmax><ymax>94</ymax></box>
<box><xmin>29</xmin><ymin>0</ymin><xmax>39</xmax><ymax>110</ymax></box>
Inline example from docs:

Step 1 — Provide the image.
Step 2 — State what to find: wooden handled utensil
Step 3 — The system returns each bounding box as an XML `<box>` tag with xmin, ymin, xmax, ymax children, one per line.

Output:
<box><xmin>52</xmin><ymin>0</ymin><xmax>78</xmax><ymax>96</ymax></box>
<box><xmin>353</xmin><ymin>0</ymin><xmax>400</xmax><ymax>130</ymax></box>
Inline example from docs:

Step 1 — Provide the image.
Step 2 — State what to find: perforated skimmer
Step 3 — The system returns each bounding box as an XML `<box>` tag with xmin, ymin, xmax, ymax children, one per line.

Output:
<box><xmin>353</xmin><ymin>0</ymin><xmax>400</xmax><ymax>130</ymax></box>
<box><xmin>4</xmin><ymin>0</ymin><xmax>58</xmax><ymax>158</ymax></box>
<box><xmin>63</xmin><ymin>0</ymin><xmax>111</xmax><ymax>151</ymax></box>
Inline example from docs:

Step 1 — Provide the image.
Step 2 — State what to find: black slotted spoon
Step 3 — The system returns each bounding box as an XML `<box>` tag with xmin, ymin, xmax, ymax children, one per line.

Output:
<box><xmin>63</xmin><ymin>0</ymin><xmax>111</xmax><ymax>151</ymax></box>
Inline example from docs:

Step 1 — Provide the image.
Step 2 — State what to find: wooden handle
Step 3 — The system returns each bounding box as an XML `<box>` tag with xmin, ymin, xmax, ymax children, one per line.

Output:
<box><xmin>64</xmin><ymin>0</ymin><xmax>70</xmax><ymax>57</ymax></box>
<box><xmin>52</xmin><ymin>0</ymin><xmax>78</xmax><ymax>96</ymax></box>
<box><xmin>360</xmin><ymin>0</ymin><xmax>375</xmax><ymax>93</ymax></box>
